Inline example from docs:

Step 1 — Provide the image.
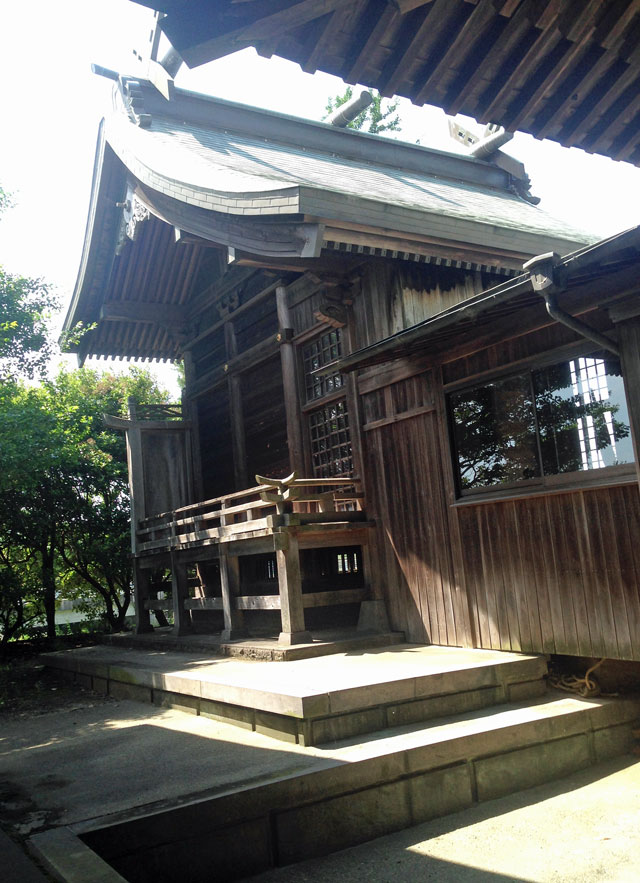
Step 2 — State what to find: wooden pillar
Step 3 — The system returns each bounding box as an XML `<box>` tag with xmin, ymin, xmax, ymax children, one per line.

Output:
<box><xmin>219</xmin><ymin>552</ymin><xmax>247</xmax><ymax>640</ymax></box>
<box><xmin>133</xmin><ymin>562</ymin><xmax>154</xmax><ymax>634</ymax></box>
<box><xmin>225</xmin><ymin>322</ymin><xmax>249</xmax><ymax>488</ymax></box>
<box><xmin>182</xmin><ymin>350</ymin><xmax>204</xmax><ymax>501</ymax></box>
<box><xmin>276</xmin><ymin>285</ymin><xmax>305</xmax><ymax>474</ymax></box>
<box><xmin>614</xmin><ymin>316</ymin><xmax>640</xmax><ymax>485</ymax></box>
<box><xmin>125</xmin><ymin>398</ymin><xmax>147</xmax><ymax>554</ymax></box>
<box><xmin>275</xmin><ymin>530</ymin><xmax>312</xmax><ymax>645</ymax></box>
<box><xmin>170</xmin><ymin>555</ymin><xmax>192</xmax><ymax>635</ymax></box>
<box><xmin>219</xmin><ymin>500</ymin><xmax>246</xmax><ymax>639</ymax></box>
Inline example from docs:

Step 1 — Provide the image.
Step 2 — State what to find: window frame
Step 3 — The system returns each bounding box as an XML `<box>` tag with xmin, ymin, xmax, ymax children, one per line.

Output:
<box><xmin>297</xmin><ymin>326</ymin><xmax>354</xmax><ymax>479</ymax></box>
<box><xmin>445</xmin><ymin>343</ymin><xmax>636</xmax><ymax>502</ymax></box>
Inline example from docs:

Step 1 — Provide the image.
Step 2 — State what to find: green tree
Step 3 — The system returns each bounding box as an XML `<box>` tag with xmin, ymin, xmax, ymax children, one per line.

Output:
<box><xmin>324</xmin><ymin>86</ymin><xmax>401</xmax><ymax>134</ymax></box>
<box><xmin>0</xmin><ymin>368</ymin><xmax>169</xmax><ymax>642</ymax></box>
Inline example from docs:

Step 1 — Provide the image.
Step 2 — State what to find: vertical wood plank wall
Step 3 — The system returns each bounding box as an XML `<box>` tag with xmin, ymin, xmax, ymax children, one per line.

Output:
<box><xmin>353</xmin><ymin>267</ymin><xmax>640</xmax><ymax>661</ymax></box>
<box><xmin>456</xmin><ymin>487</ymin><xmax>640</xmax><ymax>660</ymax></box>
<box><xmin>363</xmin><ymin>371</ymin><xmax>640</xmax><ymax>659</ymax></box>
<box><xmin>362</xmin><ymin>371</ymin><xmax>461</xmax><ymax>645</ymax></box>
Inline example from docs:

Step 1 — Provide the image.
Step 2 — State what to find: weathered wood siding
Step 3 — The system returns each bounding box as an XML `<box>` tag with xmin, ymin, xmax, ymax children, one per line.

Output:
<box><xmin>352</xmin><ymin>264</ymin><xmax>502</xmax><ymax>349</ymax></box>
<box><xmin>243</xmin><ymin>355</ymin><xmax>289</xmax><ymax>479</ymax></box>
<box><xmin>362</xmin><ymin>371</ymin><xmax>462</xmax><ymax>645</ymax></box>
<box><xmin>456</xmin><ymin>486</ymin><xmax>640</xmax><ymax>659</ymax></box>
<box><xmin>357</xmin><ymin>308</ymin><xmax>640</xmax><ymax>660</ymax></box>
<box><xmin>140</xmin><ymin>428</ymin><xmax>193</xmax><ymax>516</ymax></box>
<box><xmin>197</xmin><ymin>388</ymin><xmax>232</xmax><ymax>498</ymax></box>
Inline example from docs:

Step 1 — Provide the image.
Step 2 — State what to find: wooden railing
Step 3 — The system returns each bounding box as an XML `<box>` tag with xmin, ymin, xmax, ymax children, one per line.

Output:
<box><xmin>136</xmin><ymin>476</ymin><xmax>365</xmax><ymax>557</ymax></box>
<box><xmin>133</xmin><ymin>476</ymin><xmax>372</xmax><ymax>644</ymax></box>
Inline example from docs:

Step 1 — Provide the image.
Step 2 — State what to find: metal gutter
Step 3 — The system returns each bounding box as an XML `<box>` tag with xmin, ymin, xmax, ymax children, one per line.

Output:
<box><xmin>523</xmin><ymin>252</ymin><xmax>620</xmax><ymax>356</ymax></box>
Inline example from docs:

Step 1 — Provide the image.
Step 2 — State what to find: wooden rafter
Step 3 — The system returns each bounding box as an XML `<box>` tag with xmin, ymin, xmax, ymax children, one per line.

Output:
<box><xmin>145</xmin><ymin>0</ymin><xmax>640</xmax><ymax>165</ymax></box>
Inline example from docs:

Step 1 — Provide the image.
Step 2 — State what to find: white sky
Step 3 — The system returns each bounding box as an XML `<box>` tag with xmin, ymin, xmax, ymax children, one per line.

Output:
<box><xmin>1</xmin><ymin>0</ymin><xmax>640</xmax><ymax>394</ymax></box>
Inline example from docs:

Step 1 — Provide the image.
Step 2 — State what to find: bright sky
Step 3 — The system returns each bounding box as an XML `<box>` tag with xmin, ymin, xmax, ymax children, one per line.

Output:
<box><xmin>2</xmin><ymin>0</ymin><xmax>640</xmax><ymax>392</ymax></box>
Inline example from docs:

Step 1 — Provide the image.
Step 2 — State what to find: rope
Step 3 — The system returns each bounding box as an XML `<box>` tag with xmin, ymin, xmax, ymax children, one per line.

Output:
<box><xmin>548</xmin><ymin>658</ymin><xmax>605</xmax><ymax>697</ymax></box>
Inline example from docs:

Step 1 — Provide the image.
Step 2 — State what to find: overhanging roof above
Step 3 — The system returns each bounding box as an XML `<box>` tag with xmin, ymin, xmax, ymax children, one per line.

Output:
<box><xmin>133</xmin><ymin>0</ymin><xmax>640</xmax><ymax>166</ymax></box>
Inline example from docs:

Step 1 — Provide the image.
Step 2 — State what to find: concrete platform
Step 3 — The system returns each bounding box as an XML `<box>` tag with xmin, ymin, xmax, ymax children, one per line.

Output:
<box><xmin>40</xmin><ymin>643</ymin><xmax>548</xmax><ymax>745</ymax></box>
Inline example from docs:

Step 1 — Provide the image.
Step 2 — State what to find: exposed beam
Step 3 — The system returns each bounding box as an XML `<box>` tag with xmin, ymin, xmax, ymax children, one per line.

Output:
<box><xmin>163</xmin><ymin>0</ymin><xmax>343</xmax><ymax>67</ymax></box>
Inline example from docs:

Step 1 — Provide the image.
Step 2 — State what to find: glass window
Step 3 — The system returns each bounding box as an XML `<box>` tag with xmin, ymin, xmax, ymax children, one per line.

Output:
<box><xmin>450</xmin><ymin>373</ymin><xmax>540</xmax><ymax>489</ymax></box>
<box><xmin>450</xmin><ymin>352</ymin><xmax>633</xmax><ymax>492</ymax></box>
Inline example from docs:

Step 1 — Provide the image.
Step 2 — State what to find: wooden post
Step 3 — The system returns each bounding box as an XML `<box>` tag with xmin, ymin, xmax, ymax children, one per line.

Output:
<box><xmin>219</xmin><ymin>552</ymin><xmax>247</xmax><ymax>640</ymax></box>
<box><xmin>614</xmin><ymin>316</ymin><xmax>640</xmax><ymax>486</ymax></box>
<box><xmin>276</xmin><ymin>285</ymin><xmax>305</xmax><ymax>474</ymax></box>
<box><xmin>356</xmin><ymin>542</ymin><xmax>390</xmax><ymax>633</ymax></box>
<box><xmin>170</xmin><ymin>555</ymin><xmax>191</xmax><ymax>635</ymax></box>
<box><xmin>225</xmin><ymin>322</ymin><xmax>249</xmax><ymax>488</ymax></box>
<box><xmin>275</xmin><ymin>530</ymin><xmax>312</xmax><ymax>644</ymax></box>
<box><xmin>219</xmin><ymin>500</ymin><xmax>247</xmax><ymax>639</ymax></box>
<box><xmin>182</xmin><ymin>350</ymin><xmax>204</xmax><ymax>501</ymax></box>
<box><xmin>124</xmin><ymin>399</ymin><xmax>147</xmax><ymax>555</ymax></box>
<box><xmin>133</xmin><ymin>562</ymin><xmax>154</xmax><ymax>634</ymax></box>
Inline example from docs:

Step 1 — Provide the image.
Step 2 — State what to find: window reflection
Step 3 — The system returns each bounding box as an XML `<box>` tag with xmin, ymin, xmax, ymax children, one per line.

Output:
<box><xmin>450</xmin><ymin>352</ymin><xmax>632</xmax><ymax>492</ymax></box>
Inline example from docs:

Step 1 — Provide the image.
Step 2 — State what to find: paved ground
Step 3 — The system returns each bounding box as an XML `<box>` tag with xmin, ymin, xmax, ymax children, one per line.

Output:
<box><xmin>0</xmin><ymin>698</ymin><xmax>325</xmax><ymax>833</ymax></box>
<box><xmin>242</xmin><ymin>754</ymin><xmax>640</xmax><ymax>883</ymax></box>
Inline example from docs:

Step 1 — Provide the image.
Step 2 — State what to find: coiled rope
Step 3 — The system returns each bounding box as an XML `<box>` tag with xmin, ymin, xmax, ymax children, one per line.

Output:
<box><xmin>548</xmin><ymin>658</ymin><xmax>605</xmax><ymax>697</ymax></box>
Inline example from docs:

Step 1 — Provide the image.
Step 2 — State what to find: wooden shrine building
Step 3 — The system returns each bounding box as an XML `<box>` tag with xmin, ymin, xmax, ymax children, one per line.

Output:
<box><xmin>64</xmin><ymin>73</ymin><xmax>640</xmax><ymax>661</ymax></box>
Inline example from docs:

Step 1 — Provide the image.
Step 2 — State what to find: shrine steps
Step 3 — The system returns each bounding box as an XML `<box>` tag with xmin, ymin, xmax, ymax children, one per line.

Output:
<box><xmin>32</xmin><ymin>685</ymin><xmax>640</xmax><ymax>883</ymax></box>
<box><xmin>41</xmin><ymin>643</ymin><xmax>549</xmax><ymax>746</ymax></box>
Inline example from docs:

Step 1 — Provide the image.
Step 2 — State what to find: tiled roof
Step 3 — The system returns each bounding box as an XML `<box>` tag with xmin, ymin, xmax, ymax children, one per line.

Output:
<box><xmin>104</xmin><ymin>85</ymin><xmax>595</xmax><ymax>258</ymax></box>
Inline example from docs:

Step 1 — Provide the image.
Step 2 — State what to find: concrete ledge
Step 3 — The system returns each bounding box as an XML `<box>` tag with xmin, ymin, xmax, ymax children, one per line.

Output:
<box><xmin>475</xmin><ymin>734</ymin><xmax>592</xmax><ymax>801</ymax></box>
<box><xmin>67</xmin><ymin>696</ymin><xmax>640</xmax><ymax>883</ymax></box>
<box><xmin>102</xmin><ymin>629</ymin><xmax>406</xmax><ymax>661</ymax></box>
<box><xmin>40</xmin><ymin>644</ymin><xmax>551</xmax><ymax>746</ymax></box>
<box><xmin>29</xmin><ymin>827</ymin><xmax>128</xmax><ymax>883</ymax></box>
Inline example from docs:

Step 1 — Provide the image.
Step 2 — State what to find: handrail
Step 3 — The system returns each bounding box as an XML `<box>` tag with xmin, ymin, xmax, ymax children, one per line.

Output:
<box><xmin>135</xmin><ymin>475</ymin><xmax>365</xmax><ymax>554</ymax></box>
<box><xmin>140</xmin><ymin>476</ymin><xmax>362</xmax><ymax>526</ymax></box>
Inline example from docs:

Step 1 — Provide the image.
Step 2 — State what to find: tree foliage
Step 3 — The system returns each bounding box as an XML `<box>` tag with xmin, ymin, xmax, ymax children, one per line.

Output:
<box><xmin>324</xmin><ymin>86</ymin><xmax>401</xmax><ymax>135</ymax></box>
<box><xmin>0</xmin><ymin>369</ymin><xmax>169</xmax><ymax>645</ymax></box>
<box><xmin>1</xmin><ymin>185</ymin><xmax>175</xmax><ymax>647</ymax></box>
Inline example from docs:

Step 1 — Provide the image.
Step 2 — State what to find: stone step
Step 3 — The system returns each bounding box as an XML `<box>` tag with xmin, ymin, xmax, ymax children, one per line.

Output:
<box><xmin>41</xmin><ymin>644</ymin><xmax>547</xmax><ymax>746</ymax></box>
<box><xmin>101</xmin><ymin>628</ymin><xmax>406</xmax><ymax>661</ymax></box>
<box><xmin>48</xmin><ymin>692</ymin><xmax>640</xmax><ymax>882</ymax></box>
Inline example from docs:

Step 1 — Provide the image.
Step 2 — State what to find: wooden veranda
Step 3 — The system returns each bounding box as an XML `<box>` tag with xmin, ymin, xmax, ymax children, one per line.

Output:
<box><xmin>135</xmin><ymin>476</ymin><xmax>373</xmax><ymax>645</ymax></box>
<box><xmin>107</xmin><ymin>402</ymin><xmax>376</xmax><ymax>644</ymax></box>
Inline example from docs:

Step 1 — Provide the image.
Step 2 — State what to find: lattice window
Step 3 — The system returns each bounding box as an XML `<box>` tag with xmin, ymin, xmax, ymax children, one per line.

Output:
<box><xmin>309</xmin><ymin>399</ymin><xmax>353</xmax><ymax>477</ymax></box>
<box><xmin>302</xmin><ymin>329</ymin><xmax>344</xmax><ymax>402</ymax></box>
